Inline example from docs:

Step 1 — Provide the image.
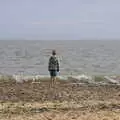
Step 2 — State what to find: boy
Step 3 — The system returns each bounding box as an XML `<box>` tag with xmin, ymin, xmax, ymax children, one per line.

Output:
<box><xmin>48</xmin><ymin>50</ymin><xmax>59</xmax><ymax>87</ymax></box>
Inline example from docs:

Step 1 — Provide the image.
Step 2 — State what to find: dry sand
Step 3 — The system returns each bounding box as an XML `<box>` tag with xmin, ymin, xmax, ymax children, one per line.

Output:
<box><xmin>0</xmin><ymin>79</ymin><xmax>120</xmax><ymax>120</ymax></box>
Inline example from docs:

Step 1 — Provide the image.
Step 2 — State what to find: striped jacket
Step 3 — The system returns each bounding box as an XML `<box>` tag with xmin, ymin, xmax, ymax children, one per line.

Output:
<box><xmin>48</xmin><ymin>55</ymin><xmax>59</xmax><ymax>71</ymax></box>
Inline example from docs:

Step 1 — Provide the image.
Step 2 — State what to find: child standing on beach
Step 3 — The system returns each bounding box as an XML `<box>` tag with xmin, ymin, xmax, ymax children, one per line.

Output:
<box><xmin>48</xmin><ymin>50</ymin><xmax>59</xmax><ymax>87</ymax></box>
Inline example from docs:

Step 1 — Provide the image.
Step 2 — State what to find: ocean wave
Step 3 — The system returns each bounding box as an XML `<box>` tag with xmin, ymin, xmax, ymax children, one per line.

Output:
<box><xmin>0</xmin><ymin>74</ymin><xmax>120</xmax><ymax>85</ymax></box>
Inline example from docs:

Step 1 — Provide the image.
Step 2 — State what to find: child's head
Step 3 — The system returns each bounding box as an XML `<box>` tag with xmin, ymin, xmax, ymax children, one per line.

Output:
<box><xmin>52</xmin><ymin>50</ymin><xmax>56</xmax><ymax>55</ymax></box>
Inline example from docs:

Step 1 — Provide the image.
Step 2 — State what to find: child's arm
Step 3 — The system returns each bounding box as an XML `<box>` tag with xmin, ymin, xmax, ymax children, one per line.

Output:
<box><xmin>48</xmin><ymin>57</ymin><xmax>51</xmax><ymax>71</ymax></box>
<box><xmin>57</xmin><ymin>59</ymin><xmax>59</xmax><ymax>72</ymax></box>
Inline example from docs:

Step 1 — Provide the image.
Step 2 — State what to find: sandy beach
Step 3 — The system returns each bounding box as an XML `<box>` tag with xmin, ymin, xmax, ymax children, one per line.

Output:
<box><xmin>0</xmin><ymin>79</ymin><xmax>120</xmax><ymax>120</ymax></box>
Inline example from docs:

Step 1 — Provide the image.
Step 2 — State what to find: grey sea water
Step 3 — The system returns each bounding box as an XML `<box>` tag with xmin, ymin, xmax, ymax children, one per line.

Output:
<box><xmin>0</xmin><ymin>40</ymin><xmax>120</xmax><ymax>76</ymax></box>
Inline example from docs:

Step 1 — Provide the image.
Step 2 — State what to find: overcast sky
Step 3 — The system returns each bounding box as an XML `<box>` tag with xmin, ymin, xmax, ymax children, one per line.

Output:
<box><xmin>0</xmin><ymin>0</ymin><xmax>120</xmax><ymax>40</ymax></box>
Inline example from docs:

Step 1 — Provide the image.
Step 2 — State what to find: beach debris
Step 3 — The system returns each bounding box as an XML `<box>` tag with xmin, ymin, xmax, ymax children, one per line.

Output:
<box><xmin>12</xmin><ymin>75</ymin><xmax>50</xmax><ymax>83</ymax></box>
<box><xmin>12</xmin><ymin>74</ymin><xmax>93</xmax><ymax>84</ymax></box>
<box><xmin>13</xmin><ymin>75</ymin><xmax>25</xmax><ymax>83</ymax></box>
<box><xmin>12</xmin><ymin>75</ymin><xmax>36</xmax><ymax>83</ymax></box>
<box><xmin>72</xmin><ymin>74</ymin><xmax>92</xmax><ymax>80</ymax></box>
<box><xmin>1</xmin><ymin>74</ymin><xmax>120</xmax><ymax>85</ymax></box>
<box><xmin>57</xmin><ymin>76</ymin><xmax>68</xmax><ymax>80</ymax></box>
<box><xmin>68</xmin><ymin>74</ymin><xmax>93</xmax><ymax>83</ymax></box>
<box><xmin>104</xmin><ymin>76</ymin><xmax>119</xmax><ymax>84</ymax></box>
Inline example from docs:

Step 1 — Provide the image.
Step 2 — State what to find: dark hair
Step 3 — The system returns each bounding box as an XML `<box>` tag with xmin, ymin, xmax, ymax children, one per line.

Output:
<box><xmin>52</xmin><ymin>50</ymin><xmax>56</xmax><ymax>55</ymax></box>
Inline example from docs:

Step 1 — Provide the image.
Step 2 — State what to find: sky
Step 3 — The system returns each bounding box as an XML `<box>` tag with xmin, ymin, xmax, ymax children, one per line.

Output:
<box><xmin>0</xmin><ymin>0</ymin><xmax>120</xmax><ymax>40</ymax></box>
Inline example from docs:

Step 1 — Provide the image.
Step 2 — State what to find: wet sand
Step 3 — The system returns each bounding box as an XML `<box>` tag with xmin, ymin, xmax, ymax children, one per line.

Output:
<box><xmin>0</xmin><ymin>79</ymin><xmax>120</xmax><ymax>120</ymax></box>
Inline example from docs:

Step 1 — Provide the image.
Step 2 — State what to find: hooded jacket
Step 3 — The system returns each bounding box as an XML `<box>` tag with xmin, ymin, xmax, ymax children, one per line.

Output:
<box><xmin>48</xmin><ymin>55</ymin><xmax>59</xmax><ymax>71</ymax></box>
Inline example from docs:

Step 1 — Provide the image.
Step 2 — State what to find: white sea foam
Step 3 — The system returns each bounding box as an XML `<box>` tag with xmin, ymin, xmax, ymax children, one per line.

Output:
<box><xmin>0</xmin><ymin>74</ymin><xmax>120</xmax><ymax>85</ymax></box>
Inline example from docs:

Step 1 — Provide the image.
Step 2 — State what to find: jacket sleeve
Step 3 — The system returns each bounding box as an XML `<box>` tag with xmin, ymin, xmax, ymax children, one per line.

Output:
<box><xmin>57</xmin><ymin>59</ymin><xmax>59</xmax><ymax>72</ymax></box>
<box><xmin>48</xmin><ymin>57</ymin><xmax>51</xmax><ymax>71</ymax></box>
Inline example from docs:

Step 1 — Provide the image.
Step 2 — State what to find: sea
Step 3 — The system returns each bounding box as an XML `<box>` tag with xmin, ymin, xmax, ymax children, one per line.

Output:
<box><xmin>0</xmin><ymin>40</ymin><xmax>120</xmax><ymax>76</ymax></box>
